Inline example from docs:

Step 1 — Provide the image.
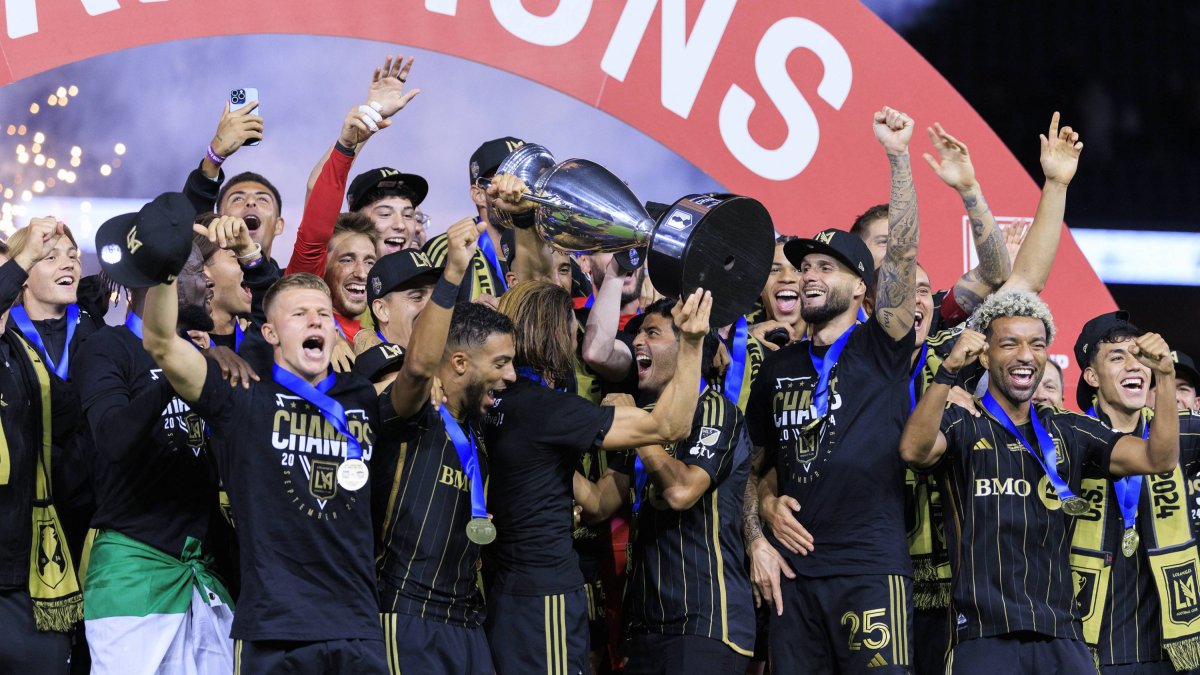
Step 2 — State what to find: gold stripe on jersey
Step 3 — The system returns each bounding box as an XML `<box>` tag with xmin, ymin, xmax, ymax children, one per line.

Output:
<box><xmin>711</xmin><ymin>487</ymin><xmax>753</xmax><ymax>657</ymax></box>
<box><xmin>0</xmin><ymin>421</ymin><xmax>9</xmax><ymax>485</ymax></box>
<box><xmin>376</xmin><ymin>441</ymin><xmax>409</xmax><ymax>566</ymax></box>
<box><xmin>380</xmin><ymin>613</ymin><xmax>401</xmax><ymax>675</ymax></box>
<box><xmin>234</xmin><ymin>640</ymin><xmax>242</xmax><ymax>675</ymax></box>
<box><xmin>424</xmin><ymin>235</ymin><xmax>449</xmax><ymax>267</ymax></box>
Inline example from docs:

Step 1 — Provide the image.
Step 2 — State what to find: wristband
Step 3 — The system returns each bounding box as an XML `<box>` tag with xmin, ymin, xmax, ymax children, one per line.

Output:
<box><xmin>206</xmin><ymin>145</ymin><xmax>225</xmax><ymax>166</ymax></box>
<box><xmin>334</xmin><ymin>141</ymin><xmax>356</xmax><ymax>157</ymax></box>
<box><xmin>511</xmin><ymin>210</ymin><xmax>535</xmax><ymax>230</ymax></box>
<box><xmin>933</xmin><ymin>365</ymin><xmax>961</xmax><ymax>387</ymax></box>
<box><xmin>241</xmin><ymin>255</ymin><xmax>265</xmax><ymax>270</ymax></box>
<box><xmin>236</xmin><ymin>243</ymin><xmax>263</xmax><ymax>260</ymax></box>
<box><xmin>431</xmin><ymin>277</ymin><xmax>459</xmax><ymax>309</ymax></box>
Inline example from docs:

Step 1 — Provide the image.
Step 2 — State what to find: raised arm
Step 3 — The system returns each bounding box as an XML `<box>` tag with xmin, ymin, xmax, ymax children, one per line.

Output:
<box><xmin>142</xmin><ymin>278</ymin><xmax>209</xmax><ymax>404</ymax></box>
<box><xmin>1110</xmin><ymin>332</ymin><xmax>1180</xmax><ymax>476</ymax></box>
<box><xmin>872</xmin><ymin>106</ymin><xmax>920</xmax><ymax>340</ymax></box>
<box><xmin>581</xmin><ymin>255</ymin><xmax>634</xmax><ymax>381</ymax></box>
<box><xmin>899</xmin><ymin>329</ymin><xmax>984</xmax><ymax>469</ymax></box>
<box><xmin>389</xmin><ymin>217</ymin><xmax>481</xmax><ymax>419</ymax></box>
<box><xmin>602</xmin><ymin>289</ymin><xmax>712</xmax><ymax>449</ymax></box>
<box><xmin>999</xmin><ymin>112</ymin><xmax>1083</xmax><ymax>294</ymax></box>
<box><xmin>922</xmin><ymin>124</ymin><xmax>1010</xmax><ymax>315</ymax></box>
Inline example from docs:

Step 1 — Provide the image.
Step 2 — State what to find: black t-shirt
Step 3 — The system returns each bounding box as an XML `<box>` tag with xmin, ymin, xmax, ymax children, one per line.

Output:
<box><xmin>1090</xmin><ymin>410</ymin><xmax>1200</xmax><ymax>665</ymax></box>
<box><xmin>191</xmin><ymin>360</ymin><xmax>387</xmax><ymax>641</ymax></box>
<box><xmin>374</xmin><ymin>401</ymin><xmax>488</xmax><ymax>627</ymax></box>
<box><xmin>935</xmin><ymin>404</ymin><xmax>1120</xmax><ymax>643</ymax></box>
<box><xmin>612</xmin><ymin>387</ymin><xmax>755</xmax><ymax>655</ymax></box>
<box><xmin>482</xmin><ymin>376</ymin><xmax>616</xmax><ymax>595</ymax></box>
<box><xmin>746</xmin><ymin>317</ymin><xmax>915</xmax><ymax>577</ymax></box>
<box><xmin>75</xmin><ymin>326</ymin><xmax>217</xmax><ymax>557</ymax></box>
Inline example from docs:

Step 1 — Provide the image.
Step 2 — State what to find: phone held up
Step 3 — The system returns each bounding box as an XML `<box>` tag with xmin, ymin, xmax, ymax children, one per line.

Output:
<box><xmin>229</xmin><ymin>88</ymin><xmax>260</xmax><ymax>146</ymax></box>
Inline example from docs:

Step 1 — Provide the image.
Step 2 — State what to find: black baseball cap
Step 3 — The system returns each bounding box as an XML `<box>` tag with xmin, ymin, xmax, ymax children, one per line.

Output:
<box><xmin>470</xmin><ymin>136</ymin><xmax>525</xmax><ymax>183</ymax></box>
<box><xmin>95</xmin><ymin>192</ymin><xmax>196</xmax><ymax>289</ymax></box>
<box><xmin>1073</xmin><ymin>310</ymin><xmax>1140</xmax><ymax>409</ymax></box>
<box><xmin>353</xmin><ymin>342</ymin><xmax>406</xmax><ymax>382</ymax></box>
<box><xmin>783</xmin><ymin>228</ymin><xmax>875</xmax><ymax>290</ymax></box>
<box><xmin>1173</xmin><ymin>350</ymin><xmax>1199</xmax><ymax>389</ymax></box>
<box><xmin>367</xmin><ymin>249</ymin><xmax>443</xmax><ymax>308</ymax></box>
<box><xmin>347</xmin><ymin>167</ymin><xmax>429</xmax><ymax>212</ymax></box>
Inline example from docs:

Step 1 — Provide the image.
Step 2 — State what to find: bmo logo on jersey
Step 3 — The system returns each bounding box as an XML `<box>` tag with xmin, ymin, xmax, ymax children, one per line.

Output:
<box><xmin>974</xmin><ymin>477</ymin><xmax>1032</xmax><ymax>497</ymax></box>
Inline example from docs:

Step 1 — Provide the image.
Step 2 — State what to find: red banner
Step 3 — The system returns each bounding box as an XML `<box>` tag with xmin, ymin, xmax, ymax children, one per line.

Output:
<box><xmin>0</xmin><ymin>0</ymin><xmax>1110</xmax><ymax>403</ymax></box>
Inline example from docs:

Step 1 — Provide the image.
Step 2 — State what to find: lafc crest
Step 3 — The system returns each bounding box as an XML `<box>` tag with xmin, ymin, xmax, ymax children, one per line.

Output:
<box><xmin>1163</xmin><ymin>562</ymin><xmax>1200</xmax><ymax>626</ymax></box>
<box><xmin>34</xmin><ymin>520</ymin><xmax>67</xmax><ymax>589</ymax></box>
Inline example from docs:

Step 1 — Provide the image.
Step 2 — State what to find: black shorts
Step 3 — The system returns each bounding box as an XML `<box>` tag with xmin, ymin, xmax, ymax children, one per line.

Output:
<box><xmin>581</xmin><ymin>571</ymin><xmax>607</xmax><ymax>653</ymax></box>
<box><xmin>913</xmin><ymin>607</ymin><xmax>951</xmax><ymax>675</ymax></box>
<box><xmin>485</xmin><ymin>588</ymin><xmax>589</xmax><ymax>675</ymax></box>
<box><xmin>769</xmin><ymin>573</ymin><xmax>913</xmax><ymax>674</ymax></box>
<box><xmin>381</xmin><ymin>612</ymin><xmax>492</xmax><ymax>675</ymax></box>
<box><xmin>623</xmin><ymin>633</ymin><xmax>751</xmax><ymax>675</ymax></box>
<box><xmin>0</xmin><ymin>587</ymin><xmax>72</xmax><ymax>675</ymax></box>
<box><xmin>234</xmin><ymin>637</ymin><xmax>387</xmax><ymax>675</ymax></box>
<box><xmin>947</xmin><ymin>633</ymin><xmax>1094</xmax><ymax>675</ymax></box>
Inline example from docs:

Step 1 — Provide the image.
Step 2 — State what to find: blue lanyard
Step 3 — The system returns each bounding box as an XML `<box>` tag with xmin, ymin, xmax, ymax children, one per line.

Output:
<box><xmin>808</xmin><ymin>324</ymin><xmax>857</xmax><ymax>418</ymax></box>
<box><xmin>584</xmin><ymin>295</ymin><xmax>594</xmax><ymax>309</ymax></box>
<box><xmin>234</xmin><ymin>321</ymin><xmax>245</xmax><ymax>352</ymax></box>
<box><xmin>1088</xmin><ymin>405</ymin><xmax>1149</xmax><ymax>530</ymax></box>
<box><xmin>10</xmin><ymin>304</ymin><xmax>78</xmax><ymax>378</ymax></box>
<box><xmin>909</xmin><ymin>342</ymin><xmax>930</xmax><ymax>411</ymax></box>
<box><xmin>981</xmin><ymin>392</ymin><xmax>1079</xmax><ymax>505</ymax></box>
<box><xmin>271</xmin><ymin>365</ymin><xmax>362</xmax><ymax>461</ymax></box>
<box><xmin>438</xmin><ymin>405</ymin><xmax>488</xmax><ymax>522</ymax></box>
<box><xmin>723</xmin><ymin>316</ymin><xmax>749</xmax><ymax>406</ymax></box>
<box><xmin>517</xmin><ymin>365</ymin><xmax>567</xmax><ymax>392</ymax></box>
<box><xmin>375</xmin><ymin>330</ymin><xmax>388</xmax><ymax>344</ymax></box>
<box><xmin>857</xmin><ymin>306</ymin><xmax>869</xmax><ymax>323</ymax></box>
<box><xmin>476</xmin><ymin>228</ymin><xmax>508</xmax><ymax>294</ymax></box>
<box><xmin>124</xmin><ymin>312</ymin><xmax>143</xmax><ymax>339</ymax></box>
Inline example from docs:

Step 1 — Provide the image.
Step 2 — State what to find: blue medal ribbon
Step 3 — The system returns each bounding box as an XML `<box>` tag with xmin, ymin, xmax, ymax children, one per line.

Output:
<box><xmin>584</xmin><ymin>294</ymin><xmax>594</xmax><ymax>309</ymax></box>
<box><xmin>982</xmin><ymin>391</ymin><xmax>1079</xmax><ymax>506</ymax></box>
<box><xmin>633</xmin><ymin>455</ymin><xmax>648</xmax><ymax>513</ymax></box>
<box><xmin>271</xmin><ymin>364</ymin><xmax>362</xmax><ymax>461</ymax></box>
<box><xmin>124</xmin><ymin>311</ymin><xmax>144</xmax><ymax>339</ymax></box>
<box><xmin>10</xmin><ymin>304</ymin><xmax>78</xmax><ymax>378</ymax></box>
<box><xmin>723</xmin><ymin>316</ymin><xmax>749</xmax><ymax>406</ymax></box>
<box><xmin>438</xmin><ymin>405</ymin><xmax>488</xmax><ymax>522</ymax></box>
<box><xmin>234</xmin><ymin>321</ymin><xmax>245</xmax><ymax>352</ymax></box>
<box><xmin>477</xmin><ymin>228</ymin><xmax>509</xmax><ymax>294</ymax></box>
<box><xmin>857</xmin><ymin>306</ymin><xmax>869</xmax><ymax>323</ymax></box>
<box><xmin>375</xmin><ymin>330</ymin><xmax>388</xmax><ymax>344</ymax></box>
<box><xmin>809</xmin><ymin>324</ymin><xmax>857</xmax><ymax>418</ymax></box>
<box><xmin>909</xmin><ymin>342</ymin><xmax>930</xmax><ymax>412</ymax></box>
<box><xmin>517</xmin><ymin>365</ymin><xmax>568</xmax><ymax>393</ymax></box>
<box><xmin>1088</xmin><ymin>405</ymin><xmax>1150</xmax><ymax>531</ymax></box>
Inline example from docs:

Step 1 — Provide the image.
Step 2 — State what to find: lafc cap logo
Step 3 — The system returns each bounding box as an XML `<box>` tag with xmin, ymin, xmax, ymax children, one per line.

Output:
<box><xmin>815</xmin><ymin>230</ymin><xmax>835</xmax><ymax>245</ymax></box>
<box><xmin>126</xmin><ymin>226</ymin><xmax>143</xmax><ymax>254</ymax></box>
<box><xmin>505</xmin><ymin>140</ymin><xmax>524</xmax><ymax>152</ymax></box>
<box><xmin>412</xmin><ymin>251</ymin><xmax>432</xmax><ymax>268</ymax></box>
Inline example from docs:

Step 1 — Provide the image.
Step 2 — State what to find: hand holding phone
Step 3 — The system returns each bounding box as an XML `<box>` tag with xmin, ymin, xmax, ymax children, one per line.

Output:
<box><xmin>229</xmin><ymin>88</ymin><xmax>261</xmax><ymax>146</ymax></box>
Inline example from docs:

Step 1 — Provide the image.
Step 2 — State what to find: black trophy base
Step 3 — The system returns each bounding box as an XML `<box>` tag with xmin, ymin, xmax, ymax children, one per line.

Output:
<box><xmin>646</xmin><ymin>194</ymin><xmax>775</xmax><ymax>328</ymax></box>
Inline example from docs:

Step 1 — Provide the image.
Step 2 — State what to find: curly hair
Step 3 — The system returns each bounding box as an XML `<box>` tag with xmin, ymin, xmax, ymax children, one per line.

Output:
<box><xmin>969</xmin><ymin>290</ymin><xmax>1056</xmax><ymax>344</ymax></box>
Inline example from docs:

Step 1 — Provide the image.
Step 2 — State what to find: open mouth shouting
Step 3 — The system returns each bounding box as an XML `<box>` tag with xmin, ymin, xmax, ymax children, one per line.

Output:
<box><xmin>914</xmin><ymin>308</ymin><xmax>926</xmax><ymax>333</ymax></box>
<box><xmin>301</xmin><ymin>334</ymin><xmax>326</xmax><ymax>362</ymax></box>
<box><xmin>243</xmin><ymin>214</ymin><xmax>262</xmax><ymax>231</ymax></box>
<box><xmin>1008</xmin><ymin>364</ymin><xmax>1038</xmax><ymax>391</ymax></box>
<box><xmin>382</xmin><ymin>236</ymin><xmax>408</xmax><ymax>255</ymax></box>
<box><xmin>774</xmin><ymin>289</ymin><xmax>798</xmax><ymax>315</ymax></box>
<box><xmin>1119</xmin><ymin>375</ymin><xmax>1146</xmax><ymax>396</ymax></box>
<box><xmin>344</xmin><ymin>281</ymin><xmax>366</xmax><ymax>303</ymax></box>
<box><xmin>635</xmin><ymin>348</ymin><xmax>653</xmax><ymax>379</ymax></box>
<box><xmin>802</xmin><ymin>284</ymin><xmax>827</xmax><ymax>305</ymax></box>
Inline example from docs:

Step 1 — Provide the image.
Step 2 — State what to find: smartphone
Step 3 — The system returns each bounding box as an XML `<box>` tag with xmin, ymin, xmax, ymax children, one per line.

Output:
<box><xmin>229</xmin><ymin>88</ymin><xmax>260</xmax><ymax>146</ymax></box>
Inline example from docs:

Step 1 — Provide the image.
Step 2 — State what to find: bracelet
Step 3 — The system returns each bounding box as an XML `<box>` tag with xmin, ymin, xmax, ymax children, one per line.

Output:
<box><xmin>241</xmin><ymin>255</ymin><xmax>265</xmax><ymax>270</ymax></box>
<box><xmin>933</xmin><ymin>365</ymin><xmax>961</xmax><ymax>387</ymax></box>
<box><xmin>206</xmin><ymin>145</ymin><xmax>225</xmax><ymax>166</ymax></box>
<box><xmin>431</xmin><ymin>277</ymin><xmax>459</xmax><ymax>309</ymax></box>
<box><xmin>236</xmin><ymin>243</ymin><xmax>263</xmax><ymax>260</ymax></box>
<box><xmin>334</xmin><ymin>141</ymin><xmax>356</xmax><ymax>157</ymax></box>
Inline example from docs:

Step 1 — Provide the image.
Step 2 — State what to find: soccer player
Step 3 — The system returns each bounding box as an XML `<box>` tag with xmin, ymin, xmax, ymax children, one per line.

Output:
<box><xmin>899</xmin><ymin>292</ymin><xmax>1180</xmax><ymax>674</ymax></box>
<box><xmin>1073</xmin><ymin>311</ymin><xmax>1200</xmax><ymax>673</ymax></box>
<box><xmin>1173</xmin><ymin>350</ymin><xmax>1199</xmax><ymax>413</ymax></box>
<box><xmin>1032</xmin><ymin>358</ymin><xmax>1066</xmax><ymax>409</ymax></box>
<box><xmin>141</xmin><ymin>265</ymin><xmax>400</xmax><ymax>672</ymax></box>
<box><xmin>576</xmin><ymin>298</ymin><xmax>756</xmax><ymax>674</ymax></box>
<box><xmin>374</xmin><ymin>217</ymin><xmax>509</xmax><ymax>674</ymax></box>
<box><xmin>0</xmin><ymin>220</ymin><xmax>84</xmax><ymax>675</ymax></box>
<box><xmin>346</xmin><ymin>166</ymin><xmax>429</xmax><ymax>259</ymax></box>
<box><xmin>483</xmin><ymin>280</ymin><xmax>712</xmax><ymax>675</ymax></box>
<box><xmin>79</xmin><ymin>195</ymin><xmax>236</xmax><ymax>674</ymax></box>
<box><xmin>748</xmin><ymin>236</ymin><xmax>804</xmax><ymax>350</ymax></box>
<box><xmin>352</xmin><ymin>248</ymin><xmax>442</xmax><ymax>388</ymax></box>
<box><xmin>745</xmin><ymin>106</ymin><xmax>921</xmax><ymax>673</ymax></box>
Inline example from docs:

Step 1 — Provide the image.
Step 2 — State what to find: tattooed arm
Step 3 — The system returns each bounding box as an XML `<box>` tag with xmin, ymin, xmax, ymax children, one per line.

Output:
<box><xmin>1000</xmin><ymin>112</ymin><xmax>1083</xmax><ymax>294</ymax></box>
<box><xmin>922</xmin><ymin>124</ymin><xmax>1010</xmax><ymax>315</ymax></box>
<box><xmin>742</xmin><ymin>446</ymin><xmax>767</xmax><ymax>548</ymax></box>
<box><xmin>872</xmin><ymin>106</ymin><xmax>920</xmax><ymax>341</ymax></box>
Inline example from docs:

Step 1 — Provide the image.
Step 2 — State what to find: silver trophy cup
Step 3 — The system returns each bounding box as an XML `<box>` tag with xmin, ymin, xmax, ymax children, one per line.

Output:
<box><xmin>495</xmin><ymin>150</ymin><xmax>775</xmax><ymax>327</ymax></box>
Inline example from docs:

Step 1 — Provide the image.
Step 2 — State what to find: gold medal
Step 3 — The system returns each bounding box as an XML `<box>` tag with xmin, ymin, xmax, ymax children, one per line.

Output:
<box><xmin>1121</xmin><ymin>528</ymin><xmax>1140</xmax><ymax>558</ymax></box>
<box><xmin>336</xmin><ymin>459</ymin><xmax>369</xmax><ymax>491</ymax></box>
<box><xmin>1060</xmin><ymin>496</ymin><xmax>1089</xmax><ymax>517</ymax></box>
<box><xmin>466</xmin><ymin>517</ymin><xmax>496</xmax><ymax>545</ymax></box>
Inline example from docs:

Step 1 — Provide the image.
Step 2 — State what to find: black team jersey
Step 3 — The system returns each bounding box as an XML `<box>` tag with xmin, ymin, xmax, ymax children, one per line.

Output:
<box><xmin>482</xmin><ymin>376</ymin><xmax>616</xmax><ymax>595</ymax></box>
<box><xmin>1088</xmin><ymin>410</ymin><xmax>1200</xmax><ymax>666</ymax></box>
<box><xmin>374</xmin><ymin>402</ymin><xmax>488</xmax><ymax>628</ymax></box>
<box><xmin>191</xmin><ymin>360</ymin><xmax>386</xmax><ymax>642</ymax></box>
<box><xmin>745</xmin><ymin>316</ymin><xmax>915</xmax><ymax>577</ymax></box>
<box><xmin>613</xmin><ymin>387</ymin><xmax>756</xmax><ymax>657</ymax></box>
<box><xmin>424</xmin><ymin>228</ymin><xmax>513</xmax><ymax>303</ymax></box>
<box><xmin>933</xmin><ymin>403</ymin><xmax>1121</xmax><ymax>644</ymax></box>
<box><xmin>75</xmin><ymin>325</ymin><xmax>217</xmax><ymax>557</ymax></box>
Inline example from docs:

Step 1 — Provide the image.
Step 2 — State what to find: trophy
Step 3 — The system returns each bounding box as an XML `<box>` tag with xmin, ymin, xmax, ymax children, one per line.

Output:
<box><xmin>487</xmin><ymin>147</ymin><xmax>775</xmax><ymax>327</ymax></box>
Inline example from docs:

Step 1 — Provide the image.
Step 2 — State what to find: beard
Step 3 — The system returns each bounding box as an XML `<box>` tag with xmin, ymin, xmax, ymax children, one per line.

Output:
<box><xmin>463</xmin><ymin>377</ymin><xmax>492</xmax><ymax>417</ymax></box>
<box><xmin>620</xmin><ymin>269</ymin><xmax>646</xmax><ymax>307</ymax></box>
<box><xmin>800</xmin><ymin>283</ymin><xmax>854</xmax><ymax>325</ymax></box>
<box><xmin>177</xmin><ymin>303</ymin><xmax>214</xmax><ymax>333</ymax></box>
<box><xmin>989</xmin><ymin>366</ymin><xmax>1040</xmax><ymax>406</ymax></box>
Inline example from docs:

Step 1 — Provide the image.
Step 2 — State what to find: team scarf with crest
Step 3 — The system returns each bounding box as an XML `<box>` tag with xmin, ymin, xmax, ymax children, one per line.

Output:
<box><xmin>907</xmin><ymin>336</ymin><xmax>952</xmax><ymax>610</ymax></box>
<box><xmin>1071</xmin><ymin>407</ymin><xmax>1200</xmax><ymax>670</ymax></box>
<box><xmin>0</xmin><ymin>331</ymin><xmax>85</xmax><ymax>632</ymax></box>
